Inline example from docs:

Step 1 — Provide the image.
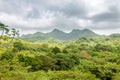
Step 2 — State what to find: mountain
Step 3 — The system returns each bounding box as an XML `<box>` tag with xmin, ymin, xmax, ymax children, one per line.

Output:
<box><xmin>46</xmin><ymin>29</ymin><xmax>68</xmax><ymax>40</ymax></box>
<box><xmin>21</xmin><ymin>29</ymin><xmax>100</xmax><ymax>41</ymax></box>
<box><xmin>68</xmin><ymin>29</ymin><xmax>99</xmax><ymax>39</ymax></box>
<box><xmin>109</xmin><ymin>33</ymin><xmax>120</xmax><ymax>38</ymax></box>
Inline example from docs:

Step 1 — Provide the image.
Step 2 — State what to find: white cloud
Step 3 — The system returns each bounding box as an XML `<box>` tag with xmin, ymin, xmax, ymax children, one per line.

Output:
<box><xmin>0</xmin><ymin>12</ymin><xmax>55</xmax><ymax>29</ymax></box>
<box><xmin>0</xmin><ymin>0</ymin><xmax>120</xmax><ymax>35</ymax></box>
<box><xmin>77</xmin><ymin>19</ymin><xmax>94</xmax><ymax>28</ymax></box>
<box><xmin>94</xmin><ymin>28</ymin><xmax>120</xmax><ymax>35</ymax></box>
<box><xmin>83</xmin><ymin>0</ymin><xmax>110</xmax><ymax>17</ymax></box>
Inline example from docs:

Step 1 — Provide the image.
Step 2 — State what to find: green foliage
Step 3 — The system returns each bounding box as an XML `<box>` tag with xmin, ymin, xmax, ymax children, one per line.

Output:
<box><xmin>94</xmin><ymin>44</ymin><xmax>117</xmax><ymax>52</ymax></box>
<box><xmin>13</xmin><ymin>41</ymin><xmax>25</xmax><ymax>52</ymax></box>
<box><xmin>89</xmin><ymin>64</ymin><xmax>115</xmax><ymax>80</ymax></box>
<box><xmin>0</xmin><ymin>22</ymin><xmax>9</xmax><ymax>36</ymax></box>
<box><xmin>28</xmin><ymin>57</ymin><xmax>42</xmax><ymax>71</ymax></box>
<box><xmin>37</xmin><ymin>43</ymin><xmax>50</xmax><ymax>52</ymax></box>
<box><xmin>0</xmin><ymin>28</ymin><xmax>120</xmax><ymax>80</ymax></box>
<box><xmin>52</xmin><ymin>46</ymin><xmax>61</xmax><ymax>54</ymax></box>
<box><xmin>18</xmin><ymin>54</ymin><xmax>55</xmax><ymax>71</ymax></box>
<box><xmin>0</xmin><ymin>51</ymin><xmax>14</xmax><ymax>60</ymax></box>
<box><xmin>37</xmin><ymin>55</ymin><xmax>56</xmax><ymax>70</ymax></box>
<box><xmin>53</xmin><ymin>53</ymin><xmax>79</xmax><ymax>70</ymax></box>
<box><xmin>109</xmin><ymin>33</ymin><xmax>120</xmax><ymax>38</ymax></box>
<box><xmin>48</xmin><ymin>71</ymin><xmax>98</xmax><ymax>80</ymax></box>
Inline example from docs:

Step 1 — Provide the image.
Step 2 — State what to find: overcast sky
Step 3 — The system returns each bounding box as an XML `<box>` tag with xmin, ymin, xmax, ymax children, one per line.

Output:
<box><xmin>0</xmin><ymin>0</ymin><xmax>120</xmax><ymax>35</ymax></box>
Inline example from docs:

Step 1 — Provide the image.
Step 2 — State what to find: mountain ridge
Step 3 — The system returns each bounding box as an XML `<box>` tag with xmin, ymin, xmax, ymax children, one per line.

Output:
<box><xmin>21</xmin><ymin>29</ymin><xmax>100</xmax><ymax>41</ymax></box>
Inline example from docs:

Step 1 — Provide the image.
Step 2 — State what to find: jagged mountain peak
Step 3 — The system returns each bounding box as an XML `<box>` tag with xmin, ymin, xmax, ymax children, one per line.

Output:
<box><xmin>51</xmin><ymin>28</ymin><xmax>65</xmax><ymax>33</ymax></box>
<box><xmin>52</xmin><ymin>28</ymin><xmax>60</xmax><ymax>31</ymax></box>
<box><xmin>21</xmin><ymin>29</ymin><xmax>100</xmax><ymax>41</ymax></box>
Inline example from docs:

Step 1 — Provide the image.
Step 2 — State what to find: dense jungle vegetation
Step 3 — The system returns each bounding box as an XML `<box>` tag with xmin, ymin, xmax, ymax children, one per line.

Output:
<box><xmin>0</xmin><ymin>22</ymin><xmax>120</xmax><ymax>80</ymax></box>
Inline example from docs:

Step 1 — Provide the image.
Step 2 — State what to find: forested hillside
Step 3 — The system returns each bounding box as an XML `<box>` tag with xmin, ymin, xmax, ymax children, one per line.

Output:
<box><xmin>0</xmin><ymin>22</ymin><xmax>120</xmax><ymax>80</ymax></box>
<box><xmin>109</xmin><ymin>34</ymin><xmax>120</xmax><ymax>38</ymax></box>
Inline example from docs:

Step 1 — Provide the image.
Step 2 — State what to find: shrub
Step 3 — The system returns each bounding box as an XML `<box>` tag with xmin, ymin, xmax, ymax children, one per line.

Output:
<box><xmin>52</xmin><ymin>47</ymin><xmax>61</xmax><ymax>54</ymax></box>
<box><xmin>0</xmin><ymin>51</ymin><xmax>14</xmax><ymax>60</ymax></box>
<box><xmin>13</xmin><ymin>41</ymin><xmax>25</xmax><ymax>52</ymax></box>
<box><xmin>38</xmin><ymin>55</ymin><xmax>56</xmax><ymax>70</ymax></box>
<box><xmin>53</xmin><ymin>53</ymin><xmax>79</xmax><ymax>70</ymax></box>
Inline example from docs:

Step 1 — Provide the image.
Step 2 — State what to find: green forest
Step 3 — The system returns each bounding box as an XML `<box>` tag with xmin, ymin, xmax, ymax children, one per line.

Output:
<box><xmin>0</xmin><ymin>22</ymin><xmax>120</xmax><ymax>80</ymax></box>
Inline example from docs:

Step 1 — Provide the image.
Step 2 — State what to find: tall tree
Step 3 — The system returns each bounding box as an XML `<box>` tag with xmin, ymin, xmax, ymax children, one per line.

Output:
<box><xmin>0</xmin><ymin>22</ymin><xmax>9</xmax><ymax>37</ymax></box>
<box><xmin>4</xmin><ymin>26</ymin><xmax>9</xmax><ymax>35</ymax></box>
<box><xmin>10</xmin><ymin>28</ymin><xmax>19</xmax><ymax>43</ymax></box>
<box><xmin>7</xmin><ymin>28</ymin><xmax>19</xmax><ymax>48</ymax></box>
<box><xmin>0</xmin><ymin>22</ymin><xmax>9</xmax><ymax>45</ymax></box>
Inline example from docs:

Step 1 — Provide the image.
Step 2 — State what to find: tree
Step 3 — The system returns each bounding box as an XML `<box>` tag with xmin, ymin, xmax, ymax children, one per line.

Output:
<box><xmin>0</xmin><ymin>22</ymin><xmax>9</xmax><ymax>37</ymax></box>
<box><xmin>11</xmin><ymin>28</ymin><xmax>19</xmax><ymax>37</ymax></box>
<box><xmin>52</xmin><ymin>47</ymin><xmax>61</xmax><ymax>54</ymax></box>
<box><xmin>13</xmin><ymin>41</ymin><xmax>25</xmax><ymax>52</ymax></box>
<box><xmin>0</xmin><ymin>51</ymin><xmax>14</xmax><ymax>60</ymax></box>
<box><xmin>53</xmin><ymin>53</ymin><xmax>77</xmax><ymax>70</ymax></box>
<box><xmin>0</xmin><ymin>22</ymin><xmax>9</xmax><ymax>45</ymax></box>
<box><xmin>94</xmin><ymin>44</ymin><xmax>115</xmax><ymax>52</ymax></box>
<box><xmin>10</xmin><ymin>28</ymin><xmax>19</xmax><ymax>43</ymax></box>
<box><xmin>38</xmin><ymin>55</ymin><xmax>56</xmax><ymax>70</ymax></box>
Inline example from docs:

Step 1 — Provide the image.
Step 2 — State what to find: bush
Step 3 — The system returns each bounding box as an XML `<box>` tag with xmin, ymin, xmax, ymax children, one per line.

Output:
<box><xmin>13</xmin><ymin>41</ymin><xmax>25</xmax><ymax>52</ymax></box>
<box><xmin>89</xmin><ymin>64</ymin><xmax>116</xmax><ymax>80</ymax></box>
<box><xmin>38</xmin><ymin>55</ymin><xmax>56</xmax><ymax>70</ymax></box>
<box><xmin>29</xmin><ymin>57</ymin><xmax>42</xmax><ymax>71</ymax></box>
<box><xmin>53</xmin><ymin>53</ymin><xmax>79</xmax><ymax>70</ymax></box>
<box><xmin>48</xmin><ymin>71</ymin><xmax>98</xmax><ymax>80</ymax></box>
<box><xmin>94</xmin><ymin>44</ymin><xmax>116</xmax><ymax>52</ymax></box>
<box><xmin>0</xmin><ymin>51</ymin><xmax>14</xmax><ymax>60</ymax></box>
<box><xmin>52</xmin><ymin>47</ymin><xmax>61</xmax><ymax>54</ymax></box>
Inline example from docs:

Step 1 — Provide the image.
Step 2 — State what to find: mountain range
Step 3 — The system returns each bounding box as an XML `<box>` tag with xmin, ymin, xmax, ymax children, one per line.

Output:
<box><xmin>21</xmin><ymin>29</ymin><xmax>100</xmax><ymax>41</ymax></box>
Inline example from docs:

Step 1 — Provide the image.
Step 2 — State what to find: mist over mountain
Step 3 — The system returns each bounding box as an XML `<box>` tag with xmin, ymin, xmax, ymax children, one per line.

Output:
<box><xmin>21</xmin><ymin>29</ymin><xmax>100</xmax><ymax>41</ymax></box>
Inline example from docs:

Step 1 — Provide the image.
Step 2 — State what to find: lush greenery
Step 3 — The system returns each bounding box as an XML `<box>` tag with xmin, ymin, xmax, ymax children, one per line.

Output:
<box><xmin>0</xmin><ymin>22</ymin><xmax>120</xmax><ymax>80</ymax></box>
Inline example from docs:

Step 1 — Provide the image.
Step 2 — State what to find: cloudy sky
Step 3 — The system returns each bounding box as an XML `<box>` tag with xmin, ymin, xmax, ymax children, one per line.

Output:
<box><xmin>0</xmin><ymin>0</ymin><xmax>120</xmax><ymax>35</ymax></box>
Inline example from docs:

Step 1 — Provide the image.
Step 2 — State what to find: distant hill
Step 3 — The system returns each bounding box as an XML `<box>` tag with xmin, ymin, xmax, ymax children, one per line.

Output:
<box><xmin>109</xmin><ymin>33</ymin><xmax>120</xmax><ymax>38</ymax></box>
<box><xmin>21</xmin><ymin>29</ymin><xmax>100</xmax><ymax>41</ymax></box>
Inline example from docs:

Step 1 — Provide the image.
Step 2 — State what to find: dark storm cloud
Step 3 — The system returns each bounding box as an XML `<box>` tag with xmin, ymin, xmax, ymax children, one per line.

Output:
<box><xmin>0</xmin><ymin>0</ymin><xmax>120</xmax><ymax>35</ymax></box>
